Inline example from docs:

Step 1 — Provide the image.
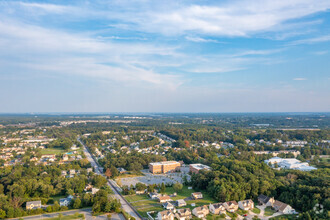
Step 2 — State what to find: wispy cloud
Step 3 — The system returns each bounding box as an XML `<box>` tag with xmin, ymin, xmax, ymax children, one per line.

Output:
<box><xmin>185</xmin><ymin>36</ymin><xmax>219</xmax><ymax>43</ymax></box>
<box><xmin>293</xmin><ymin>78</ymin><xmax>307</xmax><ymax>81</ymax></box>
<box><xmin>289</xmin><ymin>35</ymin><xmax>330</xmax><ymax>45</ymax></box>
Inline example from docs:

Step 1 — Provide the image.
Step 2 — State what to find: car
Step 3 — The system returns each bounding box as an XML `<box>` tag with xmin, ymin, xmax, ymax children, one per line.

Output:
<box><xmin>243</xmin><ymin>214</ymin><xmax>247</xmax><ymax>217</ymax></box>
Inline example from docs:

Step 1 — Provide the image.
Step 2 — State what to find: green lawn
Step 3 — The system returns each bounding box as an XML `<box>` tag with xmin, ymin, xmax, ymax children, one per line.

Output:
<box><xmin>264</xmin><ymin>207</ymin><xmax>276</xmax><ymax>216</ymax></box>
<box><xmin>252</xmin><ymin>207</ymin><xmax>261</xmax><ymax>214</ymax></box>
<box><xmin>269</xmin><ymin>214</ymin><xmax>298</xmax><ymax>220</ymax></box>
<box><xmin>206</xmin><ymin>214</ymin><xmax>226</xmax><ymax>220</ymax></box>
<box><xmin>40</xmin><ymin>148</ymin><xmax>66</xmax><ymax>155</ymax></box>
<box><xmin>124</xmin><ymin>194</ymin><xmax>149</xmax><ymax>203</ymax></box>
<box><xmin>236</xmin><ymin>209</ymin><xmax>248</xmax><ymax>215</ymax></box>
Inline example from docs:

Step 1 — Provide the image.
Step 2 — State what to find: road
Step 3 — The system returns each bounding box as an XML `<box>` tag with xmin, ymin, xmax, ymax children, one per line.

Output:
<box><xmin>78</xmin><ymin>138</ymin><xmax>141</xmax><ymax>220</ymax></box>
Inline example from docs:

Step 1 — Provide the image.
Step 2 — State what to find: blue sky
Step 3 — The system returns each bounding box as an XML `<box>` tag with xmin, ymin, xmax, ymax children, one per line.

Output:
<box><xmin>0</xmin><ymin>0</ymin><xmax>329</xmax><ymax>112</ymax></box>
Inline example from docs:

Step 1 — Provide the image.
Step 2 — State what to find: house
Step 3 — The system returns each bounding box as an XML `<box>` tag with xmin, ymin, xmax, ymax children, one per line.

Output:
<box><xmin>92</xmin><ymin>187</ymin><xmax>100</xmax><ymax>195</ymax></box>
<box><xmin>59</xmin><ymin>197</ymin><xmax>72</xmax><ymax>207</ymax></box>
<box><xmin>273</xmin><ymin>200</ymin><xmax>296</xmax><ymax>214</ymax></box>
<box><xmin>149</xmin><ymin>192</ymin><xmax>159</xmax><ymax>199</ymax></box>
<box><xmin>224</xmin><ymin>201</ymin><xmax>238</xmax><ymax>213</ymax></box>
<box><xmin>163</xmin><ymin>201</ymin><xmax>175</xmax><ymax>210</ymax></box>
<box><xmin>63</xmin><ymin>155</ymin><xmax>69</xmax><ymax>161</ymax></box>
<box><xmin>175</xmin><ymin>208</ymin><xmax>192</xmax><ymax>220</ymax></box>
<box><xmin>26</xmin><ymin>201</ymin><xmax>42</xmax><ymax>210</ymax></box>
<box><xmin>258</xmin><ymin>195</ymin><xmax>275</xmax><ymax>206</ymax></box>
<box><xmin>158</xmin><ymin>195</ymin><xmax>172</xmax><ymax>203</ymax></box>
<box><xmin>176</xmin><ymin>199</ymin><xmax>187</xmax><ymax>207</ymax></box>
<box><xmin>238</xmin><ymin>199</ymin><xmax>254</xmax><ymax>211</ymax></box>
<box><xmin>69</xmin><ymin>169</ymin><xmax>75</xmax><ymax>175</ymax></box>
<box><xmin>209</xmin><ymin>203</ymin><xmax>226</xmax><ymax>215</ymax></box>
<box><xmin>192</xmin><ymin>205</ymin><xmax>209</xmax><ymax>218</ymax></box>
<box><xmin>61</xmin><ymin>170</ymin><xmax>67</xmax><ymax>176</ymax></box>
<box><xmin>136</xmin><ymin>190</ymin><xmax>145</xmax><ymax>195</ymax></box>
<box><xmin>117</xmin><ymin>167</ymin><xmax>127</xmax><ymax>173</ymax></box>
<box><xmin>191</xmin><ymin>192</ymin><xmax>203</xmax><ymax>200</ymax></box>
<box><xmin>87</xmin><ymin>168</ymin><xmax>93</xmax><ymax>173</ymax></box>
<box><xmin>157</xmin><ymin>210</ymin><xmax>175</xmax><ymax>220</ymax></box>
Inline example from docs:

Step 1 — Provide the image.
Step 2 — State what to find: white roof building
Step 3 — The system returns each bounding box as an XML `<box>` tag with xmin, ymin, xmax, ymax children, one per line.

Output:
<box><xmin>265</xmin><ymin>157</ymin><xmax>316</xmax><ymax>171</ymax></box>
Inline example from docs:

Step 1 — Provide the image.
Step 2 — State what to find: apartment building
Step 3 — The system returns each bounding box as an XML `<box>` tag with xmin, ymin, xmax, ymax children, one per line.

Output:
<box><xmin>149</xmin><ymin>161</ymin><xmax>180</xmax><ymax>174</ymax></box>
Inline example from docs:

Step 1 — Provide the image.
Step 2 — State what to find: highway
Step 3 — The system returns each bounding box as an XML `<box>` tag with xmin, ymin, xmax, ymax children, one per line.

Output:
<box><xmin>78</xmin><ymin>138</ymin><xmax>142</xmax><ymax>220</ymax></box>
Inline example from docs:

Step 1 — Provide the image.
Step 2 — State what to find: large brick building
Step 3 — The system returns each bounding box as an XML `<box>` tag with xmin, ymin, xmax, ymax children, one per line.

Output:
<box><xmin>189</xmin><ymin>163</ymin><xmax>211</xmax><ymax>174</ymax></box>
<box><xmin>149</xmin><ymin>161</ymin><xmax>181</xmax><ymax>174</ymax></box>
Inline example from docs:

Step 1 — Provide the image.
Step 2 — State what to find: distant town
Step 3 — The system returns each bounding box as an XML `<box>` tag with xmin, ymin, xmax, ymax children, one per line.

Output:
<box><xmin>0</xmin><ymin>113</ymin><xmax>328</xmax><ymax>220</ymax></box>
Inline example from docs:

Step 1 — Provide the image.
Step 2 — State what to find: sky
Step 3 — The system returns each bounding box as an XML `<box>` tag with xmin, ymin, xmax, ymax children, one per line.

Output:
<box><xmin>0</xmin><ymin>0</ymin><xmax>329</xmax><ymax>113</ymax></box>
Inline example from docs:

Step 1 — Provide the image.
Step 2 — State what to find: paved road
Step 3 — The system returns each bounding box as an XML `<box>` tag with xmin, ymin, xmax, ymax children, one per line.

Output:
<box><xmin>78</xmin><ymin>138</ymin><xmax>141</xmax><ymax>220</ymax></box>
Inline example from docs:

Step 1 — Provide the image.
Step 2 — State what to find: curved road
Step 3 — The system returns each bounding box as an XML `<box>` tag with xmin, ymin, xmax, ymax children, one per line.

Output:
<box><xmin>78</xmin><ymin>138</ymin><xmax>141</xmax><ymax>220</ymax></box>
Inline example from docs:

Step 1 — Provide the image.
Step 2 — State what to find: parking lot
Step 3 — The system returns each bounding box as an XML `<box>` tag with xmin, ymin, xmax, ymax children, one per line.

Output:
<box><xmin>117</xmin><ymin>166</ymin><xmax>191</xmax><ymax>186</ymax></box>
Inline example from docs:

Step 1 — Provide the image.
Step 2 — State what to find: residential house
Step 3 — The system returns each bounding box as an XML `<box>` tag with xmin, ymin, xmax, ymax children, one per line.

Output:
<box><xmin>176</xmin><ymin>199</ymin><xmax>187</xmax><ymax>207</ymax></box>
<box><xmin>59</xmin><ymin>197</ymin><xmax>73</xmax><ymax>207</ymax></box>
<box><xmin>258</xmin><ymin>195</ymin><xmax>275</xmax><ymax>206</ymax></box>
<box><xmin>92</xmin><ymin>187</ymin><xmax>100</xmax><ymax>195</ymax></box>
<box><xmin>209</xmin><ymin>203</ymin><xmax>226</xmax><ymax>215</ymax></box>
<box><xmin>61</xmin><ymin>171</ymin><xmax>67</xmax><ymax>176</ymax></box>
<box><xmin>192</xmin><ymin>205</ymin><xmax>209</xmax><ymax>218</ymax></box>
<box><xmin>191</xmin><ymin>192</ymin><xmax>203</xmax><ymax>200</ymax></box>
<box><xmin>69</xmin><ymin>169</ymin><xmax>75</xmax><ymax>175</ymax></box>
<box><xmin>117</xmin><ymin>167</ymin><xmax>127</xmax><ymax>174</ymax></box>
<box><xmin>157</xmin><ymin>210</ymin><xmax>175</xmax><ymax>220</ymax></box>
<box><xmin>26</xmin><ymin>201</ymin><xmax>42</xmax><ymax>210</ymax></box>
<box><xmin>149</xmin><ymin>192</ymin><xmax>159</xmax><ymax>199</ymax></box>
<box><xmin>175</xmin><ymin>208</ymin><xmax>192</xmax><ymax>220</ymax></box>
<box><xmin>87</xmin><ymin>168</ymin><xmax>93</xmax><ymax>173</ymax></box>
<box><xmin>238</xmin><ymin>199</ymin><xmax>254</xmax><ymax>211</ymax></box>
<box><xmin>136</xmin><ymin>190</ymin><xmax>145</xmax><ymax>195</ymax></box>
<box><xmin>158</xmin><ymin>195</ymin><xmax>172</xmax><ymax>203</ymax></box>
<box><xmin>163</xmin><ymin>201</ymin><xmax>175</xmax><ymax>210</ymax></box>
<box><xmin>273</xmin><ymin>200</ymin><xmax>296</xmax><ymax>214</ymax></box>
<box><xmin>224</xmin><ymin>201</ymin><xmax>238</xmax><ymax>213</ymax></box>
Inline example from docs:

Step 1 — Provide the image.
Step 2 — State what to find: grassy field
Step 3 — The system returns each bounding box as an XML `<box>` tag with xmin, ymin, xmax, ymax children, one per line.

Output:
<box><xmin>206</xmin><ymin>214</ymin><xmax>226</xmax><ymax>220</ymax></box>
<box><xmin>270</xmin><ymin>214</ymin><xmax>298</xmax><ymax>219</ymax></box>
<box><xmin>40</xmin><ymin>148</ymin><xmax>66</xmax><ymax>155</ymax></box>
<box><xmin>264</xmin><ymin>207</ymin><xmax>276</xmax><ymax>216</ymax></box>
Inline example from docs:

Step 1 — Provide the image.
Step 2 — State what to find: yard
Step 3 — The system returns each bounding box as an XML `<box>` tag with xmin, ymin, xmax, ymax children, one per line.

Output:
<box><xmin>40</xmin><ymin>148</ymin><xmax>66</xmax><ymax>155</ymax></box>
<box><xmin>264</xmin><ymin>207</ymin><xmax>276</xmax><ymax>216</ymax></box>
<box><xmin>269</xmin><ymin>214</ymin><xmax>298</xmax><ymax>219</ymax></box>
<box><xmin>252</xmin><ymin>207</ymin><xmax>261</xmax><ymax>214</ymax></box>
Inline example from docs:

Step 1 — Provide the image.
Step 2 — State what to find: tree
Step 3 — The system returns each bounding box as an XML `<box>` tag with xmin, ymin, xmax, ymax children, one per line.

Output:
<box><xmin>173</xmin><ymin>182</ymin><xmax>183</xmax><ymax>192</ymax></box>
<box><xmin>160</xmin><ymin>183</ymin><xmax>166</xmax><ymax>194</ymax></box>
<box><xmin>73</xmin><ymin>198</ymin><xmax>81</xmax><ymax>209</ymax></box>
<box><xmin>53</xmin><ymin>201</ymin><xmax>60</xmax><ymax>212</ymax></box>
<box><xmin>0</xmin><ymin>209</ymin><xmax>6</xmax><ymax>219</ymax></box>
<box><xmin>104</xmin><ymin>168</ymin><xmax>112</xmax><ymax>179</ymax></box>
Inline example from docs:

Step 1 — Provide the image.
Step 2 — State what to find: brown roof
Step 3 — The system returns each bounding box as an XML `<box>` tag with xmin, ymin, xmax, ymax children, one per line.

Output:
<box><xmin>159</xmin><ymin>196</ymin><xmax>171</xmax><ymax>200</ymax></box>
<box><xmin>226</xmin><ymin>201</ymin><xmax>238</xmax><ymax>206</ymax></box>
<box><xmin>273</xmin><ymin>200</ymin><xmax>290</xmax><ymax>212</ymax></box>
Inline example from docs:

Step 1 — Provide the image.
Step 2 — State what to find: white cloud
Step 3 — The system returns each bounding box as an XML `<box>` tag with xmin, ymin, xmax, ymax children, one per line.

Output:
<box><xmin>185</xmin><ymin>36</ymin><xmax>219</xmax><ymax>43</ymax></box>
<box><xmin>107</xmin><ymin>0</ymin><xmax>330</xmax><ymax>37</ymax></box>
<box><xmin>290</xmin><ymin>35</ymin><xmax>330</xmax><ymax>45</ymax></box>
<box><xmin>293</xmin><ymin>78</ymin><xmax>307</xmax><ymax>81</ymax></box>
<box><xmin>0</xmin><ymin>20</ymin><xmax>182</xmax><ymax>89</ymax></box>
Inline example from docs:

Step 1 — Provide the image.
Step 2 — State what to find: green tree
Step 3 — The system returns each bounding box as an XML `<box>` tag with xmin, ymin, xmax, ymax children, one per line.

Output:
<box><xmin>173</xmin><ymin>182</ymin><xmax>183</xmax><ymax>192</ymax></box>
<box><xmin>73</xmin><ymin>198</ymin><xmax>81</xmax><ymax>209</ymax></box>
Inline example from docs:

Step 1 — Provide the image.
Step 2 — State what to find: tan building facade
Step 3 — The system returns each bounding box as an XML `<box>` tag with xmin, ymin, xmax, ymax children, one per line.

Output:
<box><xmin>149</xmin><ymin>161</ymin><xmax>180</xmax><ymax>174</ymax></box>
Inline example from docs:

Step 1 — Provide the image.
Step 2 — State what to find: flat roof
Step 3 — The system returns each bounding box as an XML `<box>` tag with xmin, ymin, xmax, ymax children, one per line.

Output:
<box><xmin>149</xmin><ymin>161</ymin><xmax>180</xmax><ymax>166</ymax></box>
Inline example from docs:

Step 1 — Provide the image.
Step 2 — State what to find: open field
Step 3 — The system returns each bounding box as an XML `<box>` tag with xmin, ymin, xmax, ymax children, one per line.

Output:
<box><xmin>40</xmin><ymin>148</ymin><xmax>66</xmax><ymax>155</ymax></box>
